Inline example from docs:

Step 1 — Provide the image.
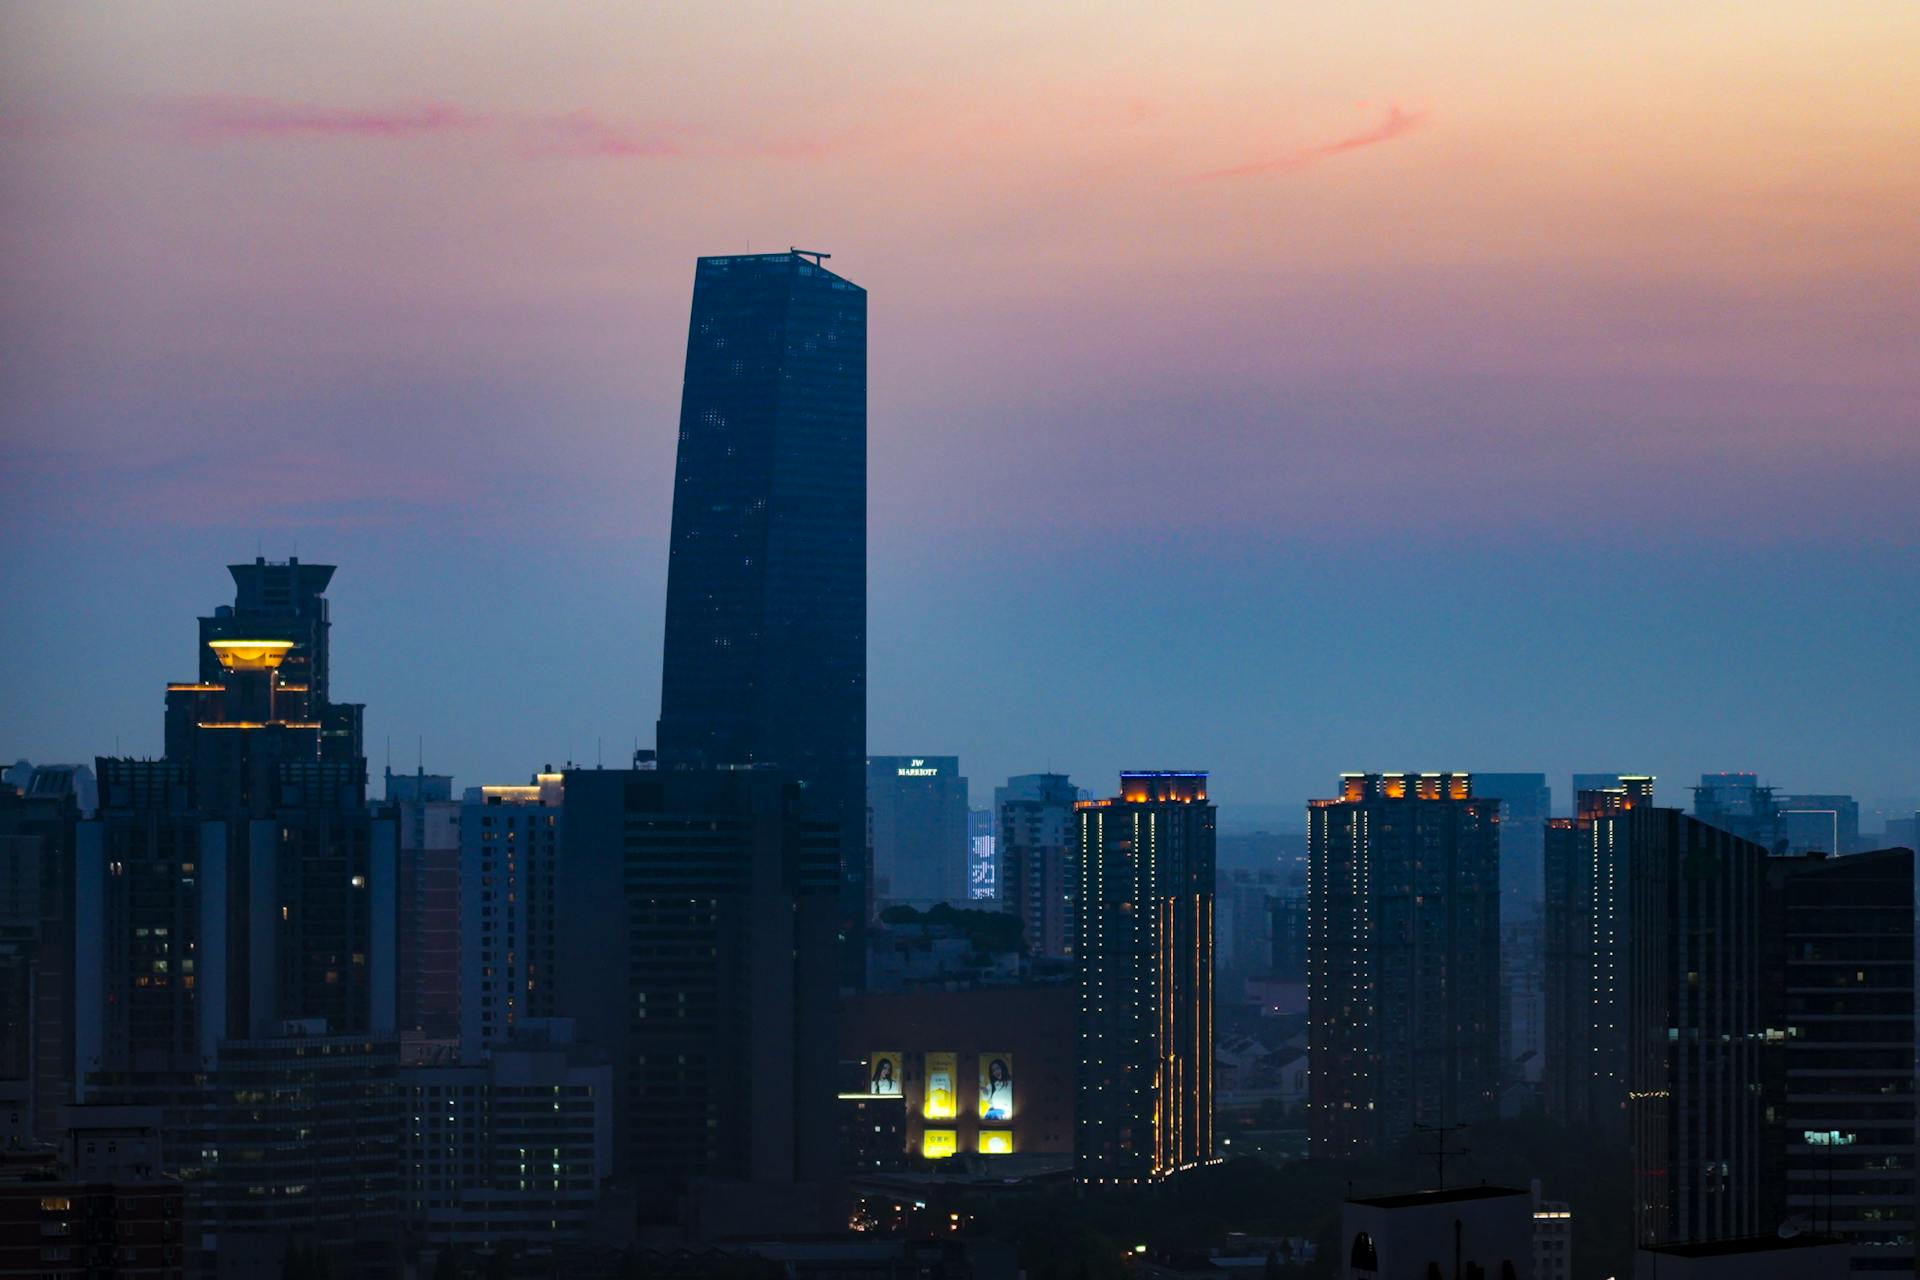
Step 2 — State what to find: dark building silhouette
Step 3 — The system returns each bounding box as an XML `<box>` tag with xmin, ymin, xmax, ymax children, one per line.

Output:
<box><xmin>1691</xmin><ymin>771</ymin><xmax>1783</xmax><ymax>850</ymax></box>
<box><xmin>1475</xmin><ymin>773</ymin><xmax>1551</xmax><ymax>1085</ymax></box>
<box><xmin>0</xmin><ymin>766</ymin><xmax>87</xmax><ymax>1143</ymax></box>
<box><xmin>1074</xmin><ymin>772</ymin><xmax>1215</xmax><ymax>1183</ymax></box>
<box><xmin>996</xmin><ymin>773</ymin><xmax>1079</xmax><ymax>959</ymax></box>
<box><xmin>867</xmin><ymin>756</ymin><xmax>968</xmax><ymax>910</ymax></box>
<box><xmin>558</xmin><ymin>766</ymin><xmax>841</xmax><ymax>1232</ymax></box>
<box><xmin>1541</xmin><ymin>775</ymin><xmax>1653</xmax><ymax>1133</ymax></box>
<box><xmin>1306</xmin><ymin>773</ymin><xmax>1502</xmax><ymax>1157</ymax></box>
<box><xmin>656</xmin><ymin>252</ymin><xmax>867</xmax><ymax>972</ymax></box>
<box><xmin>382</xmin><ymin>769</ymin><xmax>460</xmax><ymax>1047</ymax></box>
<box><xmin>0</xmin><ymin>1106</ymin><xmax>184</xmax><ymax>1280</ymax></box>
<box><xmin>1624</xmin><ymin>805</ymin><xmax>1769</xmax><ymax>1247</ymax></box>
<box><xmin>1760</xmin><ymin>848</ymin><xmax>1915</xmax><ymax>1274</ymax></box>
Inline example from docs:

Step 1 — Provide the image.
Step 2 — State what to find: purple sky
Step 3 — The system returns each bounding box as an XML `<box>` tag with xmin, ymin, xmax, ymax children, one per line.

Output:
<box><xmin>3</xmin><ymin>5</ymin><xmax>1916</xmax><ymax>819</ymax></box>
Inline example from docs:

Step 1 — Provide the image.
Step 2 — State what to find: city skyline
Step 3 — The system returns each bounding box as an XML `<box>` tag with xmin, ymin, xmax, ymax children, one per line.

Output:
<box><xmin>4</xmin><ymin>5</ymin><xmax>1918</xmax><ymax>809</ymax></box>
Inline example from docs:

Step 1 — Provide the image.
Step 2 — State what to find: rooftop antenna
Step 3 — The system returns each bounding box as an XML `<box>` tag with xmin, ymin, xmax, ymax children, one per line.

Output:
<box><xmin>791</xmin><ymin>247</ymin><xmax>830</xmax><ymax>264</ymax></box>
<box><xmin>1413</xmin><ymin>1123</ymin><xmax>1470</xmax><ymax>1189</ymax></box>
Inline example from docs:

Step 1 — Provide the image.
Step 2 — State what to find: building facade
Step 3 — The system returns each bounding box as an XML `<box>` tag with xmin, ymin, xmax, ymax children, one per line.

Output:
<box><xmin>1307</xmin><ymin>773</ymin><xmax>1502</xmax><ymax>1157</ymax></box>
<box><xmin>996</xmin><ymin>774</ymin><xmax>1078</xmax><ymax>960</ymax></box>
<box><xmin>383</xmin><ymin>769</ymin><xmax>461</xmax><ymax>1048</ymax></box>
<box><xmin>1074</xmin><ymin>772</ymin><xmax>1215</xmax><ymax>1182</ymax></box>
<box><xmin>459</xmin><ymin>773</ymin><xmax>564</xmax><ymax>1060</ymax></box>
<box><xmin>656</xmin><ymin>251</ymin><xmax>868</xmax><ymax>972</ymax></box>
<box><xmin>866</xmin><ymin>757</ymin><xmax>968</xmax><ymax>911</ymax></box>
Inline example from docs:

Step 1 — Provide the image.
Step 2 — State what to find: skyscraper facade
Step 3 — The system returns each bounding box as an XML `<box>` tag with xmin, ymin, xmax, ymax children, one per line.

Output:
<box><xmin>1074</xmin><ymin>772</ymin><xmax>1215</xmax><ymax>1183</ymax></box>
<box><xmin>1475</xmin><ymin>773</ymin><xmax>1551</xmax><ymax>1085</ymax></box>
<box><xmin>656</xmin><ymin>252</ymin><xmax>867</xmax><ymax>966</ymax></box>
<box><xmin>997</xmin><ymin>773</ymin><xmax>1079</xmax><ymax>959</ymax></box>
<box><xmin>1307</xmin><ymin>772</ymin><xmax>1502</xmax><ymax>1157</ymax></box>
<box><xmin>1541</xmin><ymin>776</ymin><xmax>1653</xmax><ymax>1133</ymax></box>
<box><xmin>383</xmin><ymin>769</ymin><xmax>460</xmax><ymax>1047</ymax></box>
<box><xmin>458</xmin><ymin>772</ymin><xmax>564</xmax><ymax>1060</ymax></box>
<box><xmin>866</xmin><ymin>756</ymin><xmax>968</xmax><ymax>911</ymax></box>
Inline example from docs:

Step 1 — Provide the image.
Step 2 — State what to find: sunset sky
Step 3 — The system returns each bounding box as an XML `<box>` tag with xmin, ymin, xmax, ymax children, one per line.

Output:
<box><xmin>4</xmin><ymin>3</ymin><xmax>1916</xmax><ymax>817</ymax></box>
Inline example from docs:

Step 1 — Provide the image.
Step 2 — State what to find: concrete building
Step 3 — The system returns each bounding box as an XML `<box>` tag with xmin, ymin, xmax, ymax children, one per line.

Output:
<box><xmin>1773</xmin><ymin>793</ymin><xmax>1861</xmax><ymax>856</ymax></box>
<box><xmin>459</xmin><ymin>772</ymin><xmax>564</xmax><ymax>1059</ymax></box>
<box><xmin>1075</xmin><ymin>772</ymin><xmax>1215</xmax><ymax>1183</ymax></box>
<box><xmin>866</xmin><ymin>756</ymin><xmax>969</xmax><ymax>910</ymax></box>
<box><xmin>996</xmin><ymin>773</ymin><xmax>1078</xmax><ymax>959</ymax></box>
<box><xmin>400</xmin><ymin>1021</ymin><xmax>611</xmax><ymax>1251</ymax></box>
<box><xmin>1531</xmin><ymin>1181</ymin><xmax>1573</xmax><ymax>1280</ymax></box>
<box><xmin>0</xmin><ymin>1106</ymin><xmax>184</xmax><ymax>1279</ymax></box>
<box><xmin>383</xmin><ymin>769</ymin><xmax>461</xmax><ymax>1047</ymax></box>
<box><xmin>0</xmin><ymin>766</ymin><xmax>87</xmax><ymax>1143</ymax></box>
<box><xmin>1308</xmin><ymin>773</ymin><xmax>1501</xmax><ymax>1157</ymax></box>
<box><xmin>558</xmin><ymin>765</ymin><xmax>841</xmax><ymax>1232</ymax></box>
<box><xmin>1339</xmin><ymin>1185</ymin><xmax>1531</xmax><ymax>1280</ymax></box>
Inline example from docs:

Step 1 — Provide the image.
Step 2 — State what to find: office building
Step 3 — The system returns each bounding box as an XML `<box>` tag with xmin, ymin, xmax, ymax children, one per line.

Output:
<box><xmin>400</xmin><ymin>1021</ymin><xmax>611</xmax><ymax>1251</ymax></box>
<box><xmin>1625</xmin><ymin>806</ymin><xmax>1769</xmax><ymax>1247</ymax></box>
<box><xmin>866</xmin><ymin>756</ymin><xmax>968</xmax><ymax>910</ymax></box>
<box><xmin>1475</xmin><ymin>774</ymin><xmax>1550</xmax><ymax>1084</ymax></box>
<box><xmin>656</xmin><ymin>251</ymin><xmax>868</xmax><ymax>971</ymax></box>
<box><xmin>1307</xmin><ymin>773</ymin><xmax>1502</xmax><ymax>1157</ymax></box>
<box><xmin>558</xmin><ymin>766</ymin><xmax>840</xmax><ymax>1232</ymax></box>
<box><xmin>1691</xmin><ymin>771</ymin><xmax>1783</xmax><ymax>849</ymax></box>
<box><xmin>1541</xmin><ymin>775</ymin><xmax>1653</xmax><ymax>1132</ymax></box>
<box><xmin>0</xmin><ymin>766</ymin><xmax>87</xmax><ymax>1142</ymax></box>
<box><xmin>459</xmin><ymin>772</ymin><xmax>564</xmax><ymax>1059</ymax></box>
<box><xmin>1761</xmin><ymin>848</ymin><xmax>1914</xmax><ymax>1274</ymax></box>
<box><xmin>1339</xmin><ymin>1185</ymin><xmax>1532</xmax><ymax>1280</ymax></box>
<box><xmin>384</xmin><ymin>769</ymin><xmax>461</xmax><ymax>1047</ymax></box>
<box><xmin>1074</xmin><ymin>772</ymin><xmax>1215</xmax><ymax>1183</ymax></box>
<box><xmin>1773</xmin><ymin>793</ymin><xmax>1861</xmax><ymax>856</ymax></box>
<box><xmin>996</xmin><ymin>773</ymin><xmax>1078</xmax><ymax>959</ymax></box>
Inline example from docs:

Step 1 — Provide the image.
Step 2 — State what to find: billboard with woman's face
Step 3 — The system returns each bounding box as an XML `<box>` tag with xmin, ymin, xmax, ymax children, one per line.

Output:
<box><xmin>924</xmin><ymin>1052</ymin><xmax>958</xmax><ymax>1119</ymax></box>
<box><xmin>978</xmin><ymin>1052</ymin><xmax>1013</xmax><ymax>1121</ymax></box>
<box><xmin>868</xmin><ymin>1051</ymin><xmax>901</xmax><ymax>1096</ymax></box>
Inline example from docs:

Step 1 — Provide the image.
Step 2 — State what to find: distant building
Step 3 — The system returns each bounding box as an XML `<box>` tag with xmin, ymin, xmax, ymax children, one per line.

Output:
<box><xmin>1632</xmin><ymin>1234</ymin><xmax>1849</xmax><ymax>1279</ymax></box>
<box><xmin>839</xmin><ymin>985</ymin><xmax>1075</xmax><ymax>1163</ymax></box>
<box><xmin>1531</xmin><ymin>1181</ymin><xmax>1573</xmax><ymax>1280</ymax></box>
<box><xmin>866</xmin><ymin>757</ymin><xmax>969</xmax><ymax>910</ymax></box>
<box><xmin>1075</xmin><ymin>772</ymin><xmax>1215</xmax><ymax>1183</ymax></box>
<box><xmin>1760</xmin><ymin>848</ymin><xmax>1915</xmax><ymax>1274</ymax></box>
<box><xmin>1541</xmin><ymin>775</ymin><xmax>1653</xmax><ymax>1133</ymax></box>
<box><xmin>1474</xmin><ymin>774</ymin><xmax>1550</xmax><ymax>1083</ymax></box>
<box><xmin>656</xmin><ymin>252</ymin><xmax>868</xmax><ymax>980</ymax></box>
<box><xmin>459</xmin><ymin>772</ymin><xmax>564</xmax><ymax>1059</ymax></box>
<box><xmin>1772</xmin><ymin>793</ymin><xmax>1860</xmax><ymax>855</ymax></box>
<box><xmin>383</xmin><ymin>769</ymin><xmax>460</xmax><ymax>1047</ymax></box>
<box><xmin>399</xmin><ymin>1021</ymin><xmax>612</xmax><ymax>1251</ymax></box>
<box><xmin>0</xmin><ymin>766</ymin><xmax>87</xmax><ymax>1142</ymax></box>
<box><xmin>1691</xmin><ymin>771</ymin><xmax>1782</xmax><ymax>849</ymax></box>
<box><xmin>1307</xmin><ymin>773</ymin><xmax>1501</xmax><ymax>1157</ymax></box>
<box><xmin>1339</xmin><ymin>1185</ymin><xmax>1532</xmax><ymax>1280</ymax></box>
<box><xmin>1217</xmin><ymin>868</ymin><xmax>1279</xmax><ymax>980</ymax></box>
<box><xmin>967</xmin><ymin>807</ymin><xmax>996</xmax><ymax>903</ymax></box>
<box><xmin>558</xmin><ymin>766</ymin><xmax>840</xmax><ymax>1233</ymax></box>
<box><xmin>997</xmin><ymin>774</ymin><xmax>1078</xmax><ymax>959</ymax></box>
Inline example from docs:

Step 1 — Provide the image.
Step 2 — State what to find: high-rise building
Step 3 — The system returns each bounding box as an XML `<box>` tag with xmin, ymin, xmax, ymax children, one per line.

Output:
<box><xmin>0</xmin><ymin>766</ymin><xmax>86</xmax><ymax>1142</ymax></box>
<box><xmin>866</xmin><ymin>757</ymin><xmax>968</xmax><ymax>910</ymax></box>
<box><xmin>1772</xmin><ymin>793</ymin><xmax>1861</xmax><ymax>856</ymax></box>
<box><xmin>383</xmin><ymin>769</ymin><xmax>460</xmax><ymax>1047</ymax></box>
<box><xmin>1074</xmin><ymin>772</ymin><xmax>1215</xmax><ymax>1183</ymax></box>
<box><xmin>656</xmin><ymin>251</ymin><xmax>867</xmax><ymax>972</ymax></box>
<box><xmin>1760</xmin><ymin>848</ymin><xmax>1915</xmax><ymax>1274</ymax></box>
<box><xmin>1692</xmin><ymin>771</ymin><xmax>1783</xmax><ymax>850</ymax></box>
<box><xmin>1307</xmin><ymin>773</ymin><xmax>1502</xmax><ymax>1158</ymax></box>
<box><xmin>997</xmin><ymin>773</ymin><xmax>1079</xmax><ymax>959</ymax></box>
<box><xmin>459</xmin><ymin>773</ymin><xmax>564</xmax><ymax>1060</ymax></box>
<box><xmin>1625</xmin><ymin>806</ymin><xmax>1770</xmax><ymax>1247</ymax></box>
<box><xmin>1541</xmin><ymin>775</ymin><xmax>1653</xmax><ymax>1132</ymax></box>
<box><xmin>400</xmin><ymin>1021</ymin><xmax>612</xmax><ymax>1252</ymax></box>
<box><xmin>557</xmin><ymin>766</ymin><xmax>840</xmax><ymax>1231</ymax></box>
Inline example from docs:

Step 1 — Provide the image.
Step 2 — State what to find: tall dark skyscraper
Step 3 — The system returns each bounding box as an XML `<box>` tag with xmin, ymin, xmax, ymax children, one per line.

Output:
<box><xmin>1074</xmin><ymin>772</ymin><xmax>1215</xmax><ymax>1183</ymax></box>
<box><xmin>1307</xmin><ymin>772</ymin><xmax>1502</xmax><ymax>1157</ymax></box>
<box><xmin>657</xmin><ymin>251</ymin><xmax>867</xmax><ymax>961</ymax></box>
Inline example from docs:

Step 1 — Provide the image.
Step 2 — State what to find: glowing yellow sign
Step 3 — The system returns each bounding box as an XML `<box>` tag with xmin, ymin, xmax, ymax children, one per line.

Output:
<box><xmin>923</xmin><ymin>1052</ymin><xmax>957</xmax><ymax>1120</ymax></box>
<box><xmin>922</xmin><ymin>1130</ymin><xmax>957</xmax><ymax>1159</ymax></box>
<box><xmin>979</xmin><ymin>1130</ymin><xmax>1013</xmax><ymax>1155</ymax></box>
<box><xmin>206</xmin><ymin>639</ymin><xmax>295</xmax><ymax>670</ymax></box>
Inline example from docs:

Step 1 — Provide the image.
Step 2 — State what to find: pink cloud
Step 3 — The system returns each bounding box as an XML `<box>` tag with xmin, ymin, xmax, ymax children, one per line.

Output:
<box><xmin>160</xmin><ymin>94</ymin><xmax>484</xmax><ymax>140</ymax></box>
<box><xmin>534</xmin><ymin>109</ymin><xmax>682</xmax><ymax>159</ymax></box>
<box><xmin>1194</xmin><ymin>103</ymin><xmax>1429</xmax><ymax>181</ymax></box>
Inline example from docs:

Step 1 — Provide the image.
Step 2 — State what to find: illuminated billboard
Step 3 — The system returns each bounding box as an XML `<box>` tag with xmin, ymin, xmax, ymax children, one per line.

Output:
<box><xmin>978</xmin><ymin>1052</ymin><xmax>1014</xmax><ymax>1120</ymax></box>
<box><xmin>922</xmin><ymin>1129</ymin><xmax>957</xmax><ymax>1159</ymax></box>
<box><xmin>979</xmin><ymin>1130</ymin><xmax>1014</xmax><ymax>1155</ymax></box>
<box><xmin>867</xmin><ymin>1051</ymin><xmax>901</xmax><ymax>1096</ymax></box>
<box><xmin>968</xmin><ymin>835</ymin><xmax>996</xmax><ymax>901</ymax></box>
<box><xmin>924</xmin><ymin>1052</ymin><xmax>958</xmax><ymax>1119</ymax></box>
